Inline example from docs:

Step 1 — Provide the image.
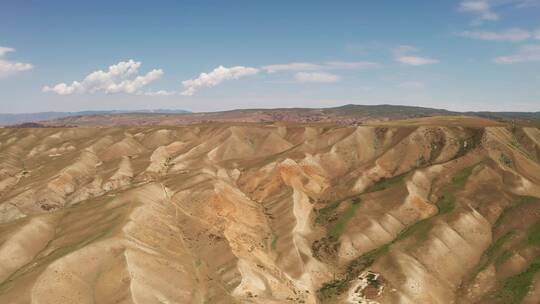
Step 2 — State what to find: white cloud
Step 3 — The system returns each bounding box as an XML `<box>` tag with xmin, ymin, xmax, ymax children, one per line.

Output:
<box><xmin>324</xmin><ymin>61</ymin><xmax>379</xmax><ymax>69</ymax></box>
<box><xmin>43</xmin><ymin>59</ymin><xmax>163</xmax><ymax>95</ymax></box>
<box><xmin>262</xmin><ymin>61</ymin><xmax>378</xmax><ymax>73</ymax></box>
<box><xmin>181</xmin><ymin>65</ymin><xmax>259</xmax><ymax>96</ymax></box>
<box><xmin>458</xmin><ymin>0</ymin><xmax>539</xmax><ymax>23</ymax></box>
<box><xmin>494</xmin><ymin>44</ymin><xmax>540</xmax><ymax>63</ymax></box>
<box><xmin>460</xmin><ymin>28</ymin><xmax>531</xmax><ymax>41</ymax></box>
<box><xmin>459</xmin><ymin>1</ymin><xmax>499</xmax><ymax>22</ymax></box>
<box><xmin>0</xmin><ymin>46</ymin><xmax>33</xmax><ymax>78</ymax></box>
<box><xmin>512</xmin><ymin>0</ymin><xmax>540</xmax><ymax>8</ymax></box>
<box><xmin>262</xmin><ymin>63</ymin><xmax>321</xmax><ymax>73</ymax></box>
<box><xmin>294</xmin><ymin>72</ymin><xmax>340</xmax><ymax>83</ymax></box>
<box><xmin>393</xmin><ymin>45</ymin><xmax>439</xmax><ymax>66</ymax></box>
<box><xmin>393</xmin><ymin>45</ymin><xmax>418</xmax><ymax>54</ymax></box>
<box><xmin>140</xmin><ymin>90</ymin><xmax>176</xmax><ymax>96</ymax></box>
<box><xmin>397</xmin><ymin>81</ymin><xmax>425</xmax><ymax>89</ymax></box>
<box><xmin>396</xmin><ymin>56</ymin><xmax>439</xmax><ymax>66</ymax></box>
<box><xmin>106</xmin><ymin>69</ymin><xmax>163</xmax><ymax>94</ymax></box>
<box><xmin>0</xmin><ymin>47</ymin><xmax>14</xmax><ymax>57</ymax></box>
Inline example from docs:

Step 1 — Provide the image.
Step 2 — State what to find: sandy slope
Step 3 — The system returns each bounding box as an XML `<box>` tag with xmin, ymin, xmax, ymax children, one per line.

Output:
<box><xmin>0</xmin><ymin>121</ymin><xmax>539</xmax><ymax>304</ymax></box>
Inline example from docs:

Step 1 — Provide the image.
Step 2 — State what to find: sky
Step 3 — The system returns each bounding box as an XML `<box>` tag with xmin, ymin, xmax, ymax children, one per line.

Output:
<box><xmin>1</xmin><ymin>0</ymin><xmax>540</xmax><ymax>113</ymax></box>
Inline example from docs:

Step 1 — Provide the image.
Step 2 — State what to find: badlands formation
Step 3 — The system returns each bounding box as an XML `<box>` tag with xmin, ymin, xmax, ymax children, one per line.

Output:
<box><xmin>0</xmin><ymin>118</ymin><xmax>539</xmax><ymax>304</ymax></box>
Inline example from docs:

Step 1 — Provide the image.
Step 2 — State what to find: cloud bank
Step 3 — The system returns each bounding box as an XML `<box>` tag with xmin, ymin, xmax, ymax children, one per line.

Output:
<box><xmin>459</xmin><ymin>1</ymin><xmax>499</xmax><ymax>22</ymax></box>
<box><xmin>393</xmin><ymin>45</ymin><xmax>439</xmax><ymax>66</ymax></box>
<box><xmin>458</xmin><ymin>0</ymin><xmax>539</xmax><ymax>23</ymax></box>
<box><xmin>494</xmin><ymin>44</ymin><xmax>540</xmax><ymax>63</ymax></box>
<box><xmin>294</xmin><ymin>72</ymin><xmax>340</xmax><ymax>83</ymax></box>
<box><xmin>181</xmin><ymin>65</ymin><xmax>259</xmax><ymax>96</ymax></box>
<box><xmin>140</xmin><ymin>90</ymin><xmax>176</xmax><ymax>96</ymax></box>
<box><xmin>0</xmin><ymin>46</ymin><xmax>33</xmax><ymax>78</ymax></box>
<box><xmin>43</xmin><ymin>60</ymin><xmax>163</xmax><ymax>95</ymax></box>
<box><xmin>460</xmin><ymin>28</ymin><xmax>531</xmax><ymax>41</ymax></box>
<box><xmin>262</xmin><ymin>61</ymin><xmax>378</xmax><ymax>73</ymax></box>
<box><xmin>397</xmin><ymin>81</ymin><xmax>425</xmax><ymax>89</ymax></box>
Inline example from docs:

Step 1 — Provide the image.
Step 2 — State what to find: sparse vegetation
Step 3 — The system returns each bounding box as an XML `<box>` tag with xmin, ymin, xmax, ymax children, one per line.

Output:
<box><xmin>527</xmin><ymin>220</ymin><xmax>540</xmax><ymax>245</ymax></box>
<box><xmin>315</xmin><ymin>201</ymin><xmax>342</xmax><ymax>225</ymax></box>
<box><xmin>363</xmin><ymin>173</ymin><xmax>407</xmax><ymax>194</ymax></box>
<box><xmin>2</xmin><ymin>121</ymin><xmax>540</xmax><ymax>303</ymax></box>
<box><xmin>433</xmin><ymin>165</ymin><xmax>475</xmax><ymax>215</ymax></box>
<box><xmin>499</xmin><ymin>153</ymin><xmax>513</xmax><ymax>167</ymax></box>
<box><xmin>373</xmin><ymin>127</ymin><xmax>388</xmax><ymax>150</ymax></box>
<box><xmin>313</xmin><ymin>199</ymin><xmax>362</xmax><ymax>261</ymax></box>
<box><xmin>453</xmin><ymin>129</ymin><xmax>484</xmax><ymax>159</ymax></box>
<box><xmin>436</xmin><ymin>192</ymin><xmax>456</xmax><ymax>215</ymax></box>
<box><xmin>477</xmin><ymin>231</ymin><xmax>515</xmax><ymax>271</ymax></box>
<box><xmin>271</xmin><ymin>230</ymin><xmax>278</xmax><ymax>250</ymax></box>
<box><xmin>319</xmin><ymin>164</ymin><xmax>479</xmax><ymax>301</ymax></box>
<box><xmin>487</xmin><ymin>232</ymin><xmax>515</xmax><ymax>258</ymax></box>
<box><xmin>318</xmin><ymin>244</ymin><xmax>389</xmax><ymax>300</ymax></box>
<box><xmin>508</xmin><ymin>133</ymin><xmax>535</xmax><ymax>161</ymax></box>
<box><xmin>496</xmin><ymin>257</ymin><xmax>540</xmax><ymax>304</ymax></box>
<box><xmin>328</xmin><ymin>199</ymin><xmax>361</xmax><ymax>240</ymax></box>
<box><xmin>496</xmin><ymin>250</ymin><xmax>513</xmax><ymax>266</ymax></box>
<box><xmin>312</xmin><ymin>236</ymin><xmax>339</xmax><ymax>261</ymax></box>
<box><xmin>452</xmin><ymin>165</ymin><xmax>474</xmax><ymax>188</ymax></box>
<box><xmin>495</xmin><ymin>196</ymin><xmax>537</xmax><ymax>229</ymax></box>
<box><xmin>396</xmin><ymin>218</ymin><xmax>432</xmax><ymax>242</ymax></box>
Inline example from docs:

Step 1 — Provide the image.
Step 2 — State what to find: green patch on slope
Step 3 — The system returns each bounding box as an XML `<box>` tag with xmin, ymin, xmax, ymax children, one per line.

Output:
<box><xmin>436</xmin><ymin>192</ymin><xmax>456</xmax><ymax>215</ymax></box>
<box><xmin>396</xmin><ymin>218</ymin><xmax>432</xmax><ymax>242</ymax></box>
<box><xmin>496</xmin><ymin>257</ymin><xmax>540</xmax><ymax>304</ymax></box>
<box><xmin>347</xmin><ymin>244</ymin><xmax>390</xmax><ymax>274</ymax></box>
<box><xmin>363</xmin><ymin>173</ymin><xmax>407</xmax><ymax>194</ymax></box>
<box><xmin>496</xmin><ymin>250</ymin><xmax>514</xmax><ymax>266</ymax></box>
<box><xmin>318</xmin><ymin>165</ymin><xmax>477</xmax><ymax>301</ymax></box>
<box><xmin>451</xmin><ymin>165</ymin><xmax>474</xmax><ymax>188</ymax></box>
<box><xmin>495</xmin><ymin>196</ymin><xmax>536</xmax><ymax>229</ymax></box>
<box><xmin>328</xmin><ymin>199</ymin><xmax>361</xmax><ymax>240</ymax></box>
<box><xmin>434</xmin><ymin>165</ymin><xmax>475</xmax><ymax>215</ymax></box>
<box><xmin>477</xmin><ymin>231</ymin><xmax>515</xmax><ymax>271</ymax></box>
<box><xmin>315</xmin><ymin>200</ymin><xmax>342</xmax><ymax>225</ymax></box>
<box><xmin>319</xmin><ymin>214</ymin><xmax>432</xmax><ymax>300</ymax></box>
<box><xmin>487</xmin><ymin>232</ymin><xmax>515</xmax><ymax>258</ymax></box>
<box><xmin>271</xmin><ymin>229</ymin><xmax>278</xmax><ymax>250</ymax></box>
<box><xmin>318</xmin><ymin>243</ymin><xmax>389</xmax><ymax>300</ymax></box>
<box><xmin>527</xmin><ymin>220</ymin><xmax>540</xmax><ymax>245</ymax></box>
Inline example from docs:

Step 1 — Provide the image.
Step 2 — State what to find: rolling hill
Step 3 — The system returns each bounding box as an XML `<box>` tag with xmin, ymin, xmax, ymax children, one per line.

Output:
<box><xmin>0</xmin><ymin>117</ymin><xmax>539</xmax><ymax>303</ymax></box>
<box><xmin>4</xmin><ymin>104</ymin><xmax>537</xmax><ymax>127</ymax></box>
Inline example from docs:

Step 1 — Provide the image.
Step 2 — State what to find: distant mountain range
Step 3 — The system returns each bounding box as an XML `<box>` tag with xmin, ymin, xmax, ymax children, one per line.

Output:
<box><xmin>1</xmin><ymin>105</ymin><xmax>539</xmax><ymax>126</ymax></box>
<box><xmin>0</xmin><ymin>109</ymin><xmax>191</xmax><ymax>125</ymax></box>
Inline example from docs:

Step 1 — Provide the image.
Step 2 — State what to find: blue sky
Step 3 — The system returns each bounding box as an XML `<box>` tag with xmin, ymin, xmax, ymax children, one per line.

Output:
<box><xmin>1</xmin><ymin>0</ymin><xmax>539</xmax><ymax>113</ymax></box>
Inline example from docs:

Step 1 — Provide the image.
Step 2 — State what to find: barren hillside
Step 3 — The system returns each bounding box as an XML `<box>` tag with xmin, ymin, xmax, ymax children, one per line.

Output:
<box><xmin>1</xmin><ymin>118</ymin><xmax>540</xmax><ymax>303</ymax></box>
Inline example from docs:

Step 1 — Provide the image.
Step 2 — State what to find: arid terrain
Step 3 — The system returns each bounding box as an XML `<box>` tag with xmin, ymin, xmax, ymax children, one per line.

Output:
<box><xmin>3</xmin><ymin>105</ymin><xmax>539</xmax><ymax>128</ymax></box>
<box><xmin>1</xmin><ymin>116</ymin><xmax>540</xmax><ymax>303</ymax></box>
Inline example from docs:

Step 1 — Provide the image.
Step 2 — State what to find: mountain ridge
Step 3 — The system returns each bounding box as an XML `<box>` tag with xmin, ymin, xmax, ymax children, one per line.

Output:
<box><xmin>0</xmin><ymin>120</ymin><xmax>539</xmax><ymax>303</ymax></box>
<box><xmin>5</xmin><ymin>104</ymin><xmax>536</xmax><ymax>127</ymax></box>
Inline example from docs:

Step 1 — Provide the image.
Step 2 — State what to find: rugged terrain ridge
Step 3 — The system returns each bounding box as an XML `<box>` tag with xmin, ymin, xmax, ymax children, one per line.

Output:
<box><xmin>0</xmin><ymin>117</ymin><xmax>539</xmax><ymax>303</ymax></box>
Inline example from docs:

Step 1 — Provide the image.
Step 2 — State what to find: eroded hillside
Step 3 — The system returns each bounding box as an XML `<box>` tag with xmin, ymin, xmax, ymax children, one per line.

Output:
<box><xmin>0</xmin><ymin>119</ymin><xmax>540</xmax><ymax>304</ymax></box>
